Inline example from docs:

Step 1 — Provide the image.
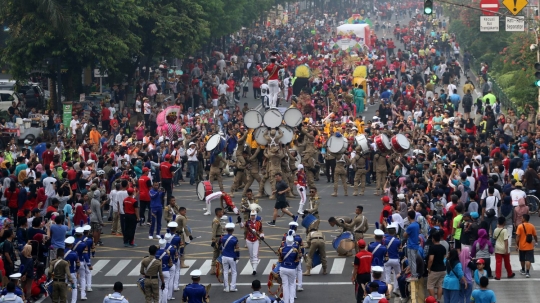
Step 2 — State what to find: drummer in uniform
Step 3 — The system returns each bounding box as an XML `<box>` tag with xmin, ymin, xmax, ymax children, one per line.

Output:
<box><xmin>303</xmin><ymin>223</ymin><xmax>327</xmax><ymax>276</ymax></box>
<box><xmin>229</xmin><ymin>149</ymin><xmax>248</xmax><ymax>198</ymax></box>
<box><xmin>182</xmin><ymin>270</ymin><xmax>207</xmax><ymax>303</ymax></box>
<box><xmin>301</xmin><ymin>151</ymin><xmax>317</xmax><ymax>189</ymax></box>
<box><xmin>352</xmin><ymin>146</ymin><xmax>369</xmax><ymax>196</ymax></box>
<box><xmin>343</xmin><ymin>205</ymin><xmax>369</xmax><ymax>253</ymax></box>
<box><xmin>175</xmin><ymin>207</ymin><xmax>192</xmax><ymax>268</ymax></box>
<box><xmin>373</xmin><ymin>151</ymin><xmax>389</xmax><ymax>196</ymax></box>
<box><xmin>295</xmin><ymin>164</ymin><xmax>307</xmax><ymax>215</ymax></box>
<box><xmin>103</xmin><ymin>282</ymin><xmax>129</xmax><ymax>303</ymax></box>
<box><xmin>331</xmin><ymin>148</ymin><xmax>350</xmax><ymax>197</ymax></box>
<box><xmin>368</xmin><ymin>229</ymin><xmax>387</xmax><ymax>280</ymax></box>
<box><xmin>245</xmin><ymin>210</ymin><xmax>264</xmax><ymax>275</ymax></box>
<box><xmin>328</xmin><ymin>216</ymin><xmax>353</xmax><ymax>233</ymax></box>
<box><xmin>303</xmin><ymin>186</ymin><xmax>320</xmax><ymax>220</ymax></box>
<box><xmin>205</xmin><ymin>149</ymin><xmax>225</xmax><ymax>193</ymax></box>
<box><xmin>48</xmin><ymin>248</ymin><xmax>75</xmax><ymax>303</ymax></box>
<box><xmin>243</xmin><ymin>147</ymin><xmax>263</xmax><ymax>198</ymax></box>
<box><xmin>210</xmin><ymin>208</ymin><xmax>224</xmax><ymax>275</ymax></box>
<box><xmin>140</xmin><ymin>245</ymin><xmax>165</xmax><ymax>303</ymax></box>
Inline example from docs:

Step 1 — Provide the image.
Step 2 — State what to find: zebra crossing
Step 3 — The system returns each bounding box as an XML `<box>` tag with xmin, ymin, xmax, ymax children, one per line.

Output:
<box><xmin>90</xmin><ymin>257</ymin><xmax>350</xmax><ymax>278</ymax></box>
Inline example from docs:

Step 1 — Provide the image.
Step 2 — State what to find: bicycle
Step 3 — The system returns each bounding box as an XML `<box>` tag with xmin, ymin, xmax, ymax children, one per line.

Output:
<box><xmin>526</xmin><ymin>189</ymin><xmax>540</xmax><ymax>214</ymax></box>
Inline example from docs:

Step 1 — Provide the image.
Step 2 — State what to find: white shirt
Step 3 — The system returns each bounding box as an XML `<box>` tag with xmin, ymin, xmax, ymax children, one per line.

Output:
<box><xmin>108</xmin><ymin>106</ymin><xmax>116</xmax><ymax>120</ymax></box>
<box><xmin>480</xmin><ymin>188</ymin><xmax>500</xmax><ymax>200</ymax></box>
<box><xmin>466</xmin><ymin>176</ymin><xmax>476</xmax><ymax>192</ymax></box>
<box><xmin>512</xmin><ymin>168</ymin><xmax>524</xmax><ymax>181</ymax></box>
<box><xmin>447</xmin><ymin>84</ymin><xmax>457</xmax><ymax>95</ymax></box>
<box><xmin>218</xmin><ymin>84</ymin><xmax>229</xmax><ymax>95</ymax></box>
<box><xmin>135</xmin><ymin>100</ymin><xmax>142</xmax><ymax>113</ymax></box>
<box><xmin>349</xmin><ymin>151</ymin><xmax>356</xmax><ymax>168</ymax></box>
<box><xmin>510</xmin><ymin>188</ymin><xmax>526</xmax><ymax>207</ymax></box>
<box><xmin>116</xmin><ymin>190</ymin><xmax>128</xmax><ymax>214</ymax></box>
<box><xmin>260</xmin><ymin>83</ymin><xmax>270</xmax><ymax>96</ymax></box>
<box><xmin>144</xmin><ymin>102</ymin><xmax>151</xmax><ymax>115</ymax></box>
<box><xmin>187</xmin><ymin>147</ymin><xmax>198</xmax><ymax>161</ymax></box>
<box><xmin>43</xmin><ymin>176</ymin><xmax>57</xmax><ymax>197</ymax></box>
<box><xmin>109</xmin><ymin>189</ymin><xmax>118</xmax><ymax>212</ymax></box>
<box><xmin>484</xmin><ymin>195</ymin><xmax>499</xmax><ymax>216</ymax></box>
<box><xmin>70</xmin><ymin>119</ymin><xmax>79</xmax><ymax>135</ymax></box>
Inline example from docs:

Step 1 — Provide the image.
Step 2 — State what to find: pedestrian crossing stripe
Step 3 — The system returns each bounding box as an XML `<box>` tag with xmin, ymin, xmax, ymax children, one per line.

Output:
<box><xmin>89</xmin><ymin>254</ymin><xmax>540</xmax><ymax>278</ymax></box>
<box><xmin>89</xmin><ymin>258</ymin><xmax>346</xmax><ymax>277</ymax></box>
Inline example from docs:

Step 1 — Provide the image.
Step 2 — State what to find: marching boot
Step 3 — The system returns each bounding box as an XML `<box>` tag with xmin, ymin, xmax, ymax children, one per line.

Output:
<box><xmin>353</xmin><ymin>190</ymin><xmax>358</xmax><ymax>196</ymax></box>
<box><xmin>303</xmin><ymin>268</ymin><xmax>311</xmax><ymax>276</ymax></box>
<box><xmin>181</xmin><ymin>259</ymin><xmax>189</xmax><ymax>268</ymax></box>
<box><xmin>297</xmin><ymin>203</ymin><xmax>305</xmax><ymax>215</ymax></box>
<box><xmin>210</xmin><ymin>265</ymin><xmax>216</xmax><ymax>275</ymax></box>
<box><xmin>331</xmin><ymin>191</ymin><xmax>337</xmax><ymax>197</ymax></box>
<box><xmin>360</xmin><ymin>191</ymin><xmax>365</xmax><ymax>196</ymax></box>
<box><xmin>344</xmin><ymin>190</ymin><xmax>348</xmax><ymax>196</ymax></box>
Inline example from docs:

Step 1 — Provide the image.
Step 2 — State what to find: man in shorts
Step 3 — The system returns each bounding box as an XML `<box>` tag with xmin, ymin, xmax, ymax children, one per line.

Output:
<box><xmin>267</xmin><ymin>173</ymin><xmax>295</xmax><ymax>226</ymax></box>
<box><xmin>427</xmin><ymin>230</ymin><xmax>447</xmax><ymax>301</ymax></box>
<box><xmin>516</xmin><ymin>214</ymin><xmax>538</xmax><ymax>278</ymax></box>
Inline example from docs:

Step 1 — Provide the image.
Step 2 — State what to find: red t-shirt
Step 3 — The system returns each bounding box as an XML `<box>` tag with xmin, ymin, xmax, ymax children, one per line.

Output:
<box><xmin>46</xmin><ymin>206</ymin><xmax>57</xmax><ymax>214</ymax></box>
<box><xmin>4</xmin><ymin>188</ymin><xmax>19</xmax><ymax>209</ymax></box>
<box><xmin>160</xmin><ymin>162</ymin><xmax>173</xmax><ymax>179</ymax></box>
<box><xmin>380</xmin><ymin>204</ymin><xmax>393</xmax><ymax>224</ymax></box>
<box><xmin>42</xmin><ymin>150</ymin><xmax>54</xmax><ymax>167</ymax></box>
<box><xmin>354</xmin><ymin>250</ymin><xmax>373</xmax><ymax>274</ymax></box>
<box><xmin>67</xmin><ymin>169</ymin><xmax>77</xmax><ymax>190</ymax></box>
<box><xmin>101</xmin><ymin>108</ymin><xmax>110</xmax><ymax>121</ymax></box>
<box><xmin>123</xmin><ymin>197</ymin><xmax>138</xmax><ymax>215</ymax></box>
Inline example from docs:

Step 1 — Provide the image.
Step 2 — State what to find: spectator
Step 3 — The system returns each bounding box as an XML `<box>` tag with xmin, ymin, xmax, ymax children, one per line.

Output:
<box><xmin>471</xmin><ymin>229</ymin><xmax>494</xmax><ymax>278</ymax></box>
<box><xmin>442</xmin><ymin>248</ymin><xmax>467</xmax><ymax>303</ymax></box>
<box><xmin>470</xmin><ymin>276</ymin><xmax>496</xmax><ymax>303</ymax></box>
<box><xmin>515</xmin><ymin>214</ymin><xmax>538</xmax><ymax>278</ymax></box>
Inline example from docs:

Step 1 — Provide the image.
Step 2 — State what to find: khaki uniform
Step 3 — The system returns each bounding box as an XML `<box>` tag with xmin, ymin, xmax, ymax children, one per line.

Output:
<box><xmin>528</xmin><ymin>111</ymin><xmax>537</xmax><ymax>133</ymax></box>
<box><xmin>49</xmin><ymin>258</ymin><xmax>74</xmax><ymax>303</ymax></box>
<box><xmin>243</xmin><ymin>147</ymin><xmax>263</xmax><ymax>196</ymax></box>
<box><xmin>333</xmin><ymin>153</ymin><xmax>350</xmax><ymax>196</ymax></box>
<box><xmin>302</xmin><ymin>154</ymin><xmax>316</xmax><ymax>189</ymax></box>
<box><xmin>230</xmin><ymin>155</ymin><xmax>247</xmax><ymax>196</ymax></box>
<box><xmin>281</xmin><ymin>157</ymin><xmax>295</xmax><ymax>198</ymax></box>
<box><xmin>287</xmin><ymin>151</ymin><xmax>299</xmax><ymax>194</ymax></box>
<box><xmin>344</xmin><ymin>214</ymin><xmax>369</xmax><ymax>253</ymax></box>
<box><xmin>164</xmin><ymin>204</ymin><xmax>180</xmax><ymax>223</ymax></box>
<box><xmin>335</xmin><ymin>216</ymin><xmax>353</xmax><ymax>233</ymax></box>
<box><xmin>175</xmin><ymin>214</ymin><xmax>191</xmax><ymax>265</ymax></box>
<box><xmin>264</xmin><ymin>148</ymin><xmax>285</xmax><ymax>198</ymax></box>
<box><xmin>304</xmin><ymin>196</ymin><xmax>320</xmax><ymax>219</ymax></box>
<box><xmin>210</xmin><ymin>217</ymin><xmax>223</xmax><ymax>274</ymax></box>
<box><xmin>140</xmin><ymin>256</ymin><xmax>163</xmax><ymax>303</ymax></box>
<box><xmin>206</xmin><ymin>153</ymin><xmax>225</xmax><ymax>192</ymax></box>
<box><xmin>305</xmin><ymin>230</ymin><xmax>327</xmax><ymax>272</ymax></box>
<box><xmin>374</xmin><ymin>154</ymin><xmax>388</xmax><ymax>195</ymax></box>
<box><xmin>352</xmin><ymin>153</ymin><xmax>368</xmax><ymax>195</ymax></box>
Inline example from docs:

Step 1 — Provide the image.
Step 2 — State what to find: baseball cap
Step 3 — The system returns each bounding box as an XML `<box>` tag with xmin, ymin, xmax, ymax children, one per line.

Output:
<box><xmin>357</xmin><ymin>239</ymin><xmax>366</xmax><ymax>248</ymax></box>
<box><xmin>381</xmin><ymin>196</ymin><xmax>390</xmax><ymax>203</ymax></box>
<box><xmin>127</xmin><ymin>188</ymin><xmax>134</xmax><ymax>195</ymax></box>
<box><xmin>142</xmin><ymin>167</ymin><xmax>150</xmax><ymax>173</ymax></box>
<box><xmin>165</xmin><ymin>154</ymin><xmax>171</xmax><ymax>160</ymax></box>
<box><xmin>476</xmin><ymin>258</ymin><xmax>485</xmax><ymax>264</ymax></box>
<box><xmin>425</xmin><ymin>296</ymin><xmax>438</xmax><ymax>303</ymax></box>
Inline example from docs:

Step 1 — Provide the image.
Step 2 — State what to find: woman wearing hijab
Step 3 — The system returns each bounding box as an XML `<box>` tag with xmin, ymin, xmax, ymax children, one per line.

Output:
<box><xmin>471</xmin><ymin>229</ymin><xmax>494</xmax><ymax>278</ymax></box>
<box><xmin>459</xmin><ymin>246</ymin><xmax>474</xmax><ymax>302</ymax></box>
<box><xmin>73</xmin><ymin>203</ymin><xmax>88</xmax><ymax>227</ymax></box>
<box><xmin>513</xmin><ymin>196</ymin><xmax>529</xmax><ymax>226</ymax></box>
<box><xmin>443</xmin><ymin>249</ymin><xmax>468</xmax><ymax>303</ymax></box>
<box><xmin>64</xmin><ymin>204</ymin><xmax>75</xmax><ymax>236</ymax></box>
<box><xmin>17</xmin><ymin>169</ymin><xmax>27</xmax><ymax>183</ymax></box>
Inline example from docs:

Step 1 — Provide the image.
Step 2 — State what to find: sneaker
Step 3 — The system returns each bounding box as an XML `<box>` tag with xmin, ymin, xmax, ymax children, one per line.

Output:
<box><xmin>223</xmin><ymin>288</ymin><xmax>230</xmax><ymax>293</ymax></box>
<box><xmin>297</xmin><ymin>287</ymin><xmax>304</xmax><ymax>291</ymax></box>
<box><xmin>230</xmin><ymin>289</ymin><xmax>238</xmax><ymax>292</ymax></box>
<box><xmin>266</xmin><ymin>221</ymin><xmax>276</xmax><ymax>227</ymax></box>
<box><xmin>149</xmin><ymin>236</ymin><xmax>154</xmax><ymax>239</ymax></box>
<box><xmin>174</xmin><ymin>288</ymin><xmax>179</xmax><ymax>292</ymax></box>
<box><xmin>520</xmin><ymin>269</ymin><xmax>526</xmax><ymax>275</ymax></box>
<box><xmin>297</xmin><ymin>211</ymin><xmax>304</xmax><ymax>215</ymax></box>
<box><xmin>508</xmin><ymin>273</ymin><xmax>516</xmax><ymax>278</ymax></box>
<box><xmin>170</xmin><ymin>297</ymin><xmax>176</xmax><ymax>300</ymax></box>
<box><xmin>124</xmin><ymin>243</ymin><xmax>130</xmax><ymax>247</ymax></box>
<box><xmin>526</xmin><ymin>273</ymin><xmax>531</xmax><ymax>278</ymax></box>
<box><xmin>154</xmin><ymin>235</ymin><xmax>161</xmax><ymax>239</ymax></box>
<box><xmin>86</xmin><ymin>287</ymin><xmax>93</xmax><ymax>292</ymax></box>
<box><xmin>130</xmin><ymin>244</ymin><xmax>138</xmax><ymax>247</ymax></box>
<box><xmin>494</xmin><ymin>277</ymin><xmax>500</xmax><ymax>280</ymax></box>
<box><xmin>81</xmin><ymin>297</ymin><xmax>87</xmax><ymax>301</ymax></box>
<box><xmin>203</xmin><ymin>212</ymin><xmax>211</xmax><ymax>216</ymax></box>
<box><xmin>146</xmin><ymin>222</ymin><xmax>151</xmax><ymax>226</ymax></box>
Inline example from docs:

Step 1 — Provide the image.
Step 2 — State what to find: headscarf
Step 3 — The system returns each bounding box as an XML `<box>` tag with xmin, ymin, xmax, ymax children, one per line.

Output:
<box><xmin>33</xmin><ymin>233</ymin><xmax>44</xmax><ymax>243</ymax></box>
<box><xmin>0</xmin><ymin>161</ymin><xmax>7</xmax><ymax>169</ymax></box>
<box><xmin>35</xmin><ymin>164</ymin><xmax>44</xmax><ymax>173</ymax></box>
<box><xmin>73</xmin><ymin>204</ymin><xmax>87</xmax><ymax>227</ymax></box>
<box><xmin>476</xmin><ymin>228</ymin><xmax>490</xmax><ymax>250</ymax></box>
<box><xmin>63</xmin><ymin>204</ymin><xmax>73</xmax><ymax>218</ymax></box>
<box><xmin>459</xmin><ymin>246</ymin><xmax>473</xmax><ymax>282</ymax></box>
<box><xmin>17</xmin><ymin>170</ymin><xmax>27</xmax><ymax>183</ymax></box>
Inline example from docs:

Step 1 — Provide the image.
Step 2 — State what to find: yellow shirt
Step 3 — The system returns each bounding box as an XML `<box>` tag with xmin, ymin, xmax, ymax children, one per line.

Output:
<box><xmin>354</xmin><ymin>120</ymin><xmax>365</xmax><ymax>134</ymax></box>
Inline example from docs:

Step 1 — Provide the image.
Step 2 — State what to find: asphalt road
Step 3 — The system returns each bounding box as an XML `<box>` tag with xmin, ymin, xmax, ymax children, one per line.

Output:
<box><xmin>37</xmin><ymin>16</ymin><xmax>540</xmax><ymax>303</ymax></box>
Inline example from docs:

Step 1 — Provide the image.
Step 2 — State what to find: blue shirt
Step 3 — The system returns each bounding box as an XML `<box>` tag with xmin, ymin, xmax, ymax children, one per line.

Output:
<box><xmin>50</xmin><ymin>224</ymin><xmax>69</xmax><ymax>249</ymax></box>
<box><xmin>384</xmin><ymin>235</ymin><xmax>401</xmax><ymax>259</ymax></box>
<box><xmin>368</xmin><ymin>241</ymin><xmax>387</xmax><ymax>266</ymax></box>
<box><xmin>64</xmin><ymin>249</ymin><xmax>79</xmax><ymax>274</ymax></box>
<box><xmin>149</xmin><ymin>189</ymin><xmax>164</xmax><ymax>209</ymax></box>
<box><xmin>246</xmin><ymin>291</ymin><xmax>272</xmax><ymax>303</ymax></box>
<box><xmin>280</xmin><ymin>245</ymin><xmax>299</xmax><ymax>269</ymax></box>
<box><xmin>170</xmin><ymin>235</ymin><xmax>182</xmax><ymax>262</ymax></box>
<box><xmin>34</xmin><ymin>143</ymin><xmax>47</xmax><ymax>160</ymax></box>
<box><xmin>406</xmin><ymin>221</ymin><xmax>420</xmax><ymax>250</ymax></box>
<box><xmin>83</xmin><ymin>236</ymin><xmax>93</xmax><ymax>264</ymax></box>
<box><xmin>182</xmin><ymin>283</ymin><xmax>206</xmax><ymax>303</ymax></box>
<box><xmin>471</xmin><ymin>289</ymin><xmax>496</xmax><ymax>303</ymax></box>
<box><xmin>165</xmin><ymin>243</ymin><xmax>177</xmax><ymax>263</ymax></box>
<box><xmin>443</xmin><ymin>262</ymin><xmax>464</xmax><ymax>290</ymax></box>
<box><xmin>103</xmin><ymin>292</ymin><xmax>129</xmax><ymax>303</ymax></box>
<box><xmin>156</xmin><ymin>248</ymin><xmax>171</xmax><ymax>271</ymax></box>
<box><xmin>220</xmin><ymin>234</ymin><xmax>238</xmax><ymax>258</ymax></box>
<box><xmin>365</xmin><ymin>279</ymin><xmax>388</xmax><ymax>295</ymax></box>
<box><xmin>0</xmin><ymin>287</ymin><xmax>23</xmax><ymax>297</ymax></box>
<box><xmin>14</xmin><ymin>163</ymin><xmax>27</xmax><ymax>178</ymax></box>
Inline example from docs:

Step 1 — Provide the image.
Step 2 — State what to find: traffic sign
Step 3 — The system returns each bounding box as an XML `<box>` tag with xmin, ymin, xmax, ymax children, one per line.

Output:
<box><xmin>480</xmin><ymin>16</ymin><xmax>500</xmax><ymax>32</ymax></box>
<box><xmin>506</xmin><ymin>16</ymin><xmax>525</xmax><ymax>31</ymax></box>
<box><xmin>480</xmin><ymin>0</ymin><xmax>499</xmax><ymax>16</ymax></box>
<box><xmin>503</xmin><ymin>0</ymin><xmax>528</xmax><ymax>16</ymax></box>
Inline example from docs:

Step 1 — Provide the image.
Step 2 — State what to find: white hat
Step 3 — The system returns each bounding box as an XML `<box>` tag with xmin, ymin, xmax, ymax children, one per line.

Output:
<box><xmin>65</xmin><ymin>236</ymin><xmax>75</xmax><ymax>245</ymax></box>
<box><xmin>286</xmin><ymin>235</ymin><xmax>294</xmax><ymax>245</ymax></box>
<box><xmin>159</xmin><ymin>238</ymin><xmax>167</xmax><ymax>247</ymax></box>
<box><xmin>87</xmin><ymin>159</ymin><xmax>95</xmax><ymax>165</ymax></box>
<box><xmin>225</xmin><ymin>223</ymin><xmax>235</xmax><ymax>229</ymax></box>
<box><xmin>374</xmin><ymin>229</ymin><xmax>384</xmax><ymax>236</ymax></box>
<box><xmin>83</xmin><ymin>225</ymin><xmax>92</xmax><ymax>231</ymax></box>
<box><xmin>351</xmin><ymin>127</ymin><xmax>358</xmax><ymax>131</ymax></box>
<box><xmin>24</xmin><ymin>139</ymin><xmax>31</xmax><ymax>145</ymax></box>
<box><xmin>191</xmin><ymin>270</ymin><xmax>202</xmax><ymax>278</ymax></box>
<box><xmin>75</xmin><ymin>227</ymin><xmax>84</xmax><ymax>234</ymax></box>
<box><xmin>164</xmin><ymin>233</ymin><xmax>172</xmax><ymax>241</ymax></box>
<box><xmin>9</xmin><ymin>273</ymin><xmax>21</xmax><ymax>280</ymax></box>
<box><xmin>250</xmin><ymin>210</ymin><xmax>257</xmax><ymax>216</ymax></box>
<box><xmin>220</xmin><ymin>215</ymin><xmax>228</xmax><ymax>221</ymax></box>
<box><xmin>189</xmin><ymin>142</ymin><xmax>196</xmax><ymax>146</ymax></box>
<box><xmin>397</xmin><ymin>193</ymin><xmax>405</xmax><ymax>200</ymax></box>
<box><xmin>297</xmin><ymin>164</ymin><xmax>304</xmax><ymax>170</ymax></box>
<box><xmin>388</xmin><ymin>222</ymin><xmax>399</xmax><ymax>230</ymax></box>
<box><xmin>373</xmin><ymin>116</ymin><xmax>379</xmax><ymax>120</ymax></box>
<box><xmin>371</xmin><ymin>266</ymin><xmax>384</xmax><ymax>272</ymax></box>
<box><xmin>167</xmin><ymin>221</ymin><xmax>178</xmax><ymax>228</ymax></box>
<box><xmin>97</xmin><ymin>170</ymin><xmax>105</xmax><ymax>175</ymax></box>
<box><xmin>289</xmin><ymin>222</ymin><xmax>299</xmax><ymax>227</ymax></box>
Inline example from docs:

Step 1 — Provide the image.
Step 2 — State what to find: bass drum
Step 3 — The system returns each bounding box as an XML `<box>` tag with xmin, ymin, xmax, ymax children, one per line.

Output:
<box><xmin>374</xmin><ymin>134</ymin><xmax>391</xmax><ymax>153</ymax></box>
<box><xmin>244</xmin><ymin>109</ymin><xmax>263</xmax><ymax>129</ymax></box>
<box><xmin>264</xmin><ymin>179</ymin><xmax>273</xmax><ymax>196</ymax></box>
<box><xmin>196</xmin><ymin>181</ymin><xmax>213</xmax><ymax>201</ymax></box>
<box><xmin>283</xmin><ymin>108</ymin><xmax>303</xmax><ymax>127</ymax></box>
<box><xmin>206</xmin><ymin>134</ymin><xmax>224</xmax><ymax>152</ymax></box>
<box><xmin>263</xmin><ymin>108</ymin><xmax>283</xmax><ymax>128</ymax></box>
<box><xmin>391</xmin><ymin>134</ymin><xmax>410</xmax><ymax>154</ymax></box>
<box><xmin>253</xmin><ymin>127</ymin><xmax>268</xmax><ymax>146</ymax></box>
<box><xmin>355</xmin><ymin>134</ymin><xmax>370</xmax><ymax>154</ymax></box>
<box><xmin>279</xmin><ymin>125</ymin><xmax>294</xmax><ymax>144</ymax></box>
<box><xmin>327</xmin><ymin>135</ymin><xmax>348</xmax><ymax>154</ymax></box>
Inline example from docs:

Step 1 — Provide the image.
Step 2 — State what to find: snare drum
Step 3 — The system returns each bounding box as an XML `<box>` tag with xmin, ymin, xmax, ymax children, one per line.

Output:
<box><xmin>263</xmin><ymin>108</ymin><xmax>283</xmax><ymax>128</ymax></box>
<box><xmin>391</xmin><ymin>134</ymin><xmax>410</xmax><ymax>153</ymax></box>
<box><xmin>253</xmin><ymin>127</ymin><xmax>268</xmax><ymax>145</ymax></box>
<box><xmin>196</xmin><ymin>181</ymin><xmax>213</xmax><ymax>201</ymax></box>
<box><xmin>278</xmin><ymin>125</ymin><xmax>294</xmax><ymax>144</ymax></box>
<box><xmin>327</xmin><ymin>135</ymin><xmax>348</xmax><ymax>154</ymax></box>
<box><xmin>264</xmin><ymin>179</ymin><xmax>272</xmax><ymax>196</ymax></box>
<box><xmin>374</xmin><ymin>134</ymin><xmax>391</xmax><ymax>152</ymax></box>
<box><xmin>332</xmin><ymin>231</ymin><xmax>354</xmax><ymax>255</ymax></box>
<box><xmin>206</xmin><ymin>134</ymin><xmax>224</xmax><ymax>152</ymax></box>
<box><xmin>283</xmin><ymin>108</ymin><xmax>303</xmax><ymax>127</ymax></box>
<box><xmin>244</xmin><ymin>110</ymin><xmax>263</xmax><ymax>129</ymax></box>
<box><xmin>355</xmin><ymin>135</ymin><xmax>370</xmax><ymax>154</ymax></box>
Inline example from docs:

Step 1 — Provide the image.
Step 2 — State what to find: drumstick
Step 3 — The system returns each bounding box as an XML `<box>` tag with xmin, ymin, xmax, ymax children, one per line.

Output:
<box><xmin>244</xmin><ymin>220</ymin><xmax>278</xmax><ymax>255</ymax></box>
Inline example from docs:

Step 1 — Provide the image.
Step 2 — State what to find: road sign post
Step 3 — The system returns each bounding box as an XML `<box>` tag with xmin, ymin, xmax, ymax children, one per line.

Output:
<box><xmin>503</xmin><ymin>0</ymin><xmax>528</xmax><ymax>15</ymax></box>
<box><xmin>480</xmin><ymin>16</ymin><xmax>500</xmax><ymax>32</ymax></box>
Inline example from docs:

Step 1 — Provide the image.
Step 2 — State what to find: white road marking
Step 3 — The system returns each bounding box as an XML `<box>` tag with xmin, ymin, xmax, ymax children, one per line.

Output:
<box><xmin>105</xmin><ymin>260</ymin><xmax>131</xmax><ymax>276</ymax></box>
<box><xmin>91</xmin><ymin>260</ymin><xmax>110</xmax><ymax>276</ymax></box>
<box><xmin>330</xmin><ymin>258</ymin><xmax>346</xmax><ymax>274</ymax></box>
<box><xmin>263</xmin><ymin>258</ymin><xmax>279</xmax><ymax>275</ymax></box>
<box><xmin>180</xmin><ymin>260</ymin><xmax>197</xmax><ymax>275</ymax></box>
<box><xmin>128</xmin><ymin>262</ymin><xmax>142</xmax><ymax>276</ymax></box>
<box><xmin>240</xmin><ymin>261</ymin><xmax>254</xmax><ymax>275</ymax></box>
<box><xmin>196</xmin><ymin>259</ymin><xmax>213</xmax><ymax>275</ymax></box>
